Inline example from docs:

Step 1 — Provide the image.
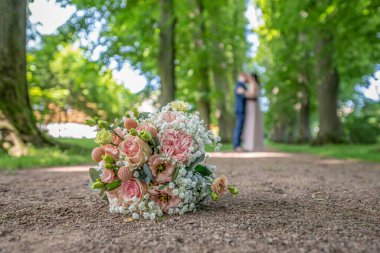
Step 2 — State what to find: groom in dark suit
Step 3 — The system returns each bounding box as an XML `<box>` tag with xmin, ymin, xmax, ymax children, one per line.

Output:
<box><xmin>233</xmin><ymin>73</ymin><xmax>247</xmax><ymax>151</ymax></box>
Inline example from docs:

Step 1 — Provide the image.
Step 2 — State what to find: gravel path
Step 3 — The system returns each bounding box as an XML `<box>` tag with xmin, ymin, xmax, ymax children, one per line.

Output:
<box><xmin>0</xmin><ymin>152</ymin><xmax>379</xmax><ymax>253</ymax></box>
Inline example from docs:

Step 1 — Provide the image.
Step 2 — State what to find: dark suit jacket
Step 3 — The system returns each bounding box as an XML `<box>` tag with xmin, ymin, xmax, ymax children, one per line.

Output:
<box><xmin>234</xmin><ymin>81</ymin><xmax>247</xmax><ymax>114</ymax></box>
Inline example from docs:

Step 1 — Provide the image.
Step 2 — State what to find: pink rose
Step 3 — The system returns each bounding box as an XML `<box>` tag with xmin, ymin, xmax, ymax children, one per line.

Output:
<box><xmin>124</xmin><ymin>118</ymin><xmax>138</xmax><ymax>130</ymax></box>
<box><xmin>119</xmin><ymin>135</ymin><xmax>152</xmax><ymax>170</ymax></box>
<box><xmin>111</xmin><ymin>128</ymin><xmax>123</xmax><ymax>145</ymax></box>
<box><xmin>161</xmin><ymin>111</ymin><xmax>180</xmax><ymax>123</ymax></box>
<box><xmin>102</xmin><ymin>144</ymin><xmax>119</xmax><ymax>160</ymax></box>
<box><xmin>118</xmin><ymin>179</ymin><xmax>147</xmax><ymax>202</ymax></box>
<box><xmin>148</xmin><ymin>187</ymin><xmax>181</xmax><ymax>213</ymax></box>
<box><xmin>137</xmin><ymin>124</ymin><xmax>158</xmax><ymax>137</ymax></box>
<box><xmin>148</xmin><ymin>154</ymin><xmax>175</xmax><ymax>183</ymax></box>
<box><xmin>160</xmin><ymin>129</ymin><xmax>193</xmax><ymax>163</ymax></box>
<box><xmin>101</xmin><ymin>168</ymin><xmax>116</xmax><ymax>184</ymax></box>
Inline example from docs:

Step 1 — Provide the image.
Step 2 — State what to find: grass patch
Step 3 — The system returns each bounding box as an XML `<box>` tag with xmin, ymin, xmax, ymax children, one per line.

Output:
<box><xmin>0</xmin><ymin>138</ymin><xmax>97</xmax><ymax>171</ymax></box>
<box><xmin>267</xmin><ymin>142</ymin><xmax>380</xmax><ymax>163</ymax></box>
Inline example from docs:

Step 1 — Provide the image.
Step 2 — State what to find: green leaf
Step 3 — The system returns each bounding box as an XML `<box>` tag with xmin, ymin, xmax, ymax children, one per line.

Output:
<box><xmin>194</xmin><ymin>164</ymin><xmax>212</xmax><ymax>176</ymax></box>
<box><xmin>228</xmin><ymin>185</ymin><xmax>239</xmax><ymax>195</ymax></box>
<box><xmin>173</xmin><ymin>167</ymin><xmax>179</xmax><ymax>180</ymax></box>
<box><xmin>105</xmin><ymin>163</ymin><xmax>114</xmax><ymax>169</ymax></box>
<box><xmin>106</xmin><ymin>180</ymin><xmax>122</xmax><ymax>191</ymax></box>
<box><xmin>139</xmin><ymin>112</ymin><xmax>150</xmax><ymax>119</ymax></box>
<box><xmin>143</xmin><ymin>163</ymin><xmax>153</xmax><ymax>184</ymax></box>
<box><xmin>186</xmin><ymin>154</ymin><xmax>205</xmax><ymax>171</ymax></box>
<box><xmin>211</xmin><ymin>192</ymin><xmax>219</xmax><ymax>201</ymax></box>
<box><xmin>99</xmin><ymin>188</ymin><xmax>106</xmax><ymax>198</ymax></box>
<box><xmin>158</xmin><ymin>184</ymin><xmax>167</xmax><ymax>190</ymax></box>
<box><xmin>89</xmin><ymin>167</ymin><xmax>100</xmax><ymax>182</ymax></box>
<box><xmin>92</xmin><ymin>181</ymin><xmax>104</xmax><ymax>189</ymax></box>
<box><xmin>103</xmin><ymin>155</ymin><xmax>115</xmax><ymax>164</ymax></box>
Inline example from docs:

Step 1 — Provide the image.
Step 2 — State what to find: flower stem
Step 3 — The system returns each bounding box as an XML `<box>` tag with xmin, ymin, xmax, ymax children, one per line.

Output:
<box><xmin>109</xmin><ymin>128</ymin><xmax>123</xmax><ymax>140</ymax></box>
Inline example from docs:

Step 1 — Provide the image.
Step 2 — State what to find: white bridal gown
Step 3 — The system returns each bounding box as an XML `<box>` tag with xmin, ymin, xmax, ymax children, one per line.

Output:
<box><xmin>243</xmin><ymin>82</ymin><xmax>264</xmax><ymax>152</ymax></box>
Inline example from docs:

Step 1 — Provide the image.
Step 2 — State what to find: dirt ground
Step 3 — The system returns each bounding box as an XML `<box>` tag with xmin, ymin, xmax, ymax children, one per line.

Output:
<box><xmin>0</xmin><ymin>152</ymin><xmax>379</xmax><ymax>253</ymax></box>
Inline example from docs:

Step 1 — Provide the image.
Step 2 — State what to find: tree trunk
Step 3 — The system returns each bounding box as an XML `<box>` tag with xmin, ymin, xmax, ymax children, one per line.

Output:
<box><xmin>214</xmin><ymin>73</ymin><xmax>234</xmax><ymax>142</ymax></box>
<box><xmin>194</xmin><ymin>0</ymin><xmax>211</xmax><ymax>127</ymax></box>
<box><xmin>298</xmin><ymin>97</ymin><xmax>311</xmax><ymax>143</ymax></box>
<box><xmin>158</xmin><ymin>0</ymin><xmax>176</xmax><ymax>107</ymax></box>
<box><xmin>0</xmin><ymin>0</ymin><xmax>49</xmax><ymax>154</ymax></box>
<box><xmin>297</xmin><ymin>77</ymin><xmax>311</xmax><ymax>143</ymax></box>
<box><xmin>314</xmin><ymin>36</ymin><xmax>344</xmax><ymax>144</ymax></box>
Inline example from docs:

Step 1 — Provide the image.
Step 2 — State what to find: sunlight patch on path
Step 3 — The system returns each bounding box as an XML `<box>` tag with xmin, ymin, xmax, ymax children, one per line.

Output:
<box><xmin>209</xmin><ymin>152</ymin><xmax>295</xmax><ymax>159</ymax></box>
<box><xmin>42</xmin><ymin>165</ymin><xmax>90</xmax><ymax>173</ymax></box>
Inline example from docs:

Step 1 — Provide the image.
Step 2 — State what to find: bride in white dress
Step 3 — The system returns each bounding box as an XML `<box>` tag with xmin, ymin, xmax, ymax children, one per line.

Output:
<box><xmin>243</xmin><ymin>74</ymin><xmax>264</xmax><ymax>152</ymax></box>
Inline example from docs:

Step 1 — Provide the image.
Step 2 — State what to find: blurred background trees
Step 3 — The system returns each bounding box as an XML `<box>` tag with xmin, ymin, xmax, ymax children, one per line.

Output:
<box><xmin>0</xmin><ymin>0</ymin><xmax>379</xmax><ymax>157</ymax></box>
<box><xmin>256</xmin><ymin>0</ymin><xmax>380</xmax><ymax>144</ymax></box>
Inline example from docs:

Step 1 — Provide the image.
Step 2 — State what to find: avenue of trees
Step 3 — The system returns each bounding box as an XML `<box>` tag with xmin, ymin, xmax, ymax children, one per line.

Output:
<box><xmin>0</xmin><ymin>0</ymin><xmax>379</xmax><ymax>155</ymax></box>
<box><xmin>256</xmin><ymin>0</ymin><xmax>380</xmax><ymax>144</ymax></box>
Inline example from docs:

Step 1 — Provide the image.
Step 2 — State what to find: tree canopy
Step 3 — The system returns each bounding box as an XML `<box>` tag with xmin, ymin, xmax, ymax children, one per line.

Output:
<box><xmin>255</xmin><ymin>0</ymin><xmax>380</xmax><ymax>143</ymax></box>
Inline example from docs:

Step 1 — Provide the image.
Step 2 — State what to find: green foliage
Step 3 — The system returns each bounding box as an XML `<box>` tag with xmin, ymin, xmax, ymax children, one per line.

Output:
<box><xmin>0</xmin><ymin>138</ymin><xmax>97</xmax><ymax>171</ymax></box>
<box><xmin>28</xmin><ymin>37</ymin><xmax>139</xmax><ymax>122</ymax></box>
<box><xmin>55</xmin><ymin>0</ymin><xmax>248</xmax><ymax>124</ymax></box>
<box><xmin>255</xmin><ymin>0</ymin><xmax>380</xmax><ymax>143</ymax></box>
<box><xmin>194</xmin><ymin>164</ymin><xmax>212</xmax><ymax>176</ymax></box>
<box><xmin>89</xmin><ymin>167</ymin><xmax>101</xmax><ymax>182</ymax></box>
<box><xmin>343</xmin><ymin>99</ymin><xmax>380</xmax><ymax>144</ymax></box>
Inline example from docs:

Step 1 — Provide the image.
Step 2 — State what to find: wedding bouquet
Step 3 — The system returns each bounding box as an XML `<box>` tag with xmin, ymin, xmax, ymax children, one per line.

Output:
<box><xmin>85</xmin><ymin>101</ymin><xmax>238</xmax><ymax>220</ymax></box>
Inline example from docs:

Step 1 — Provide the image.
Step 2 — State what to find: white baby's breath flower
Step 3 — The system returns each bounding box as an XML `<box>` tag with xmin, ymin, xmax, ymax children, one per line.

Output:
<box><xmin>150</xmin><ymin>213</ymin><xmax>156</xmax><ymax>220</ymax></box>
<box><xmin>168</xmin><ymin>182</ymin><xmax>175</xmax><ymax>189</ymax></box>
<box><xmin>173</xmin><ymin>189</ymin><xmax>179</xmax><ymax>196</ymax></box>
<box><xmin>138</xmin><ymin>201</ymin><xmax>146</xmax><ymax>211</ymax></box>
<box><xmin>128</xmin><ymin>204</ymin><xmax>136</xmax><ymax>213</ymax></box>
<box><xmin>179</xmin><ymin>168</ymin><xmax>186</xmax><ymax>176</ymax></box>
<box><xmin>148</xmin><ymin>201</ymin><xmax>155</xmax><ymax>209</ymax></box>
<box><xmin>133</xmin><ymin>171</ymin><xmax>139</xmax><ymax>178</ymax></box>
<box><xmin>168</xmin><ymin>208</ymin><xmax>174</xmax><ymax>215</ymax></box>
<box><xmin>132</xmin><ymin>213</ymin><xmax>140</xmax><ymax>219</ymax></box>
<box><xmin>179</xmin><ymin>192</ymin><xmax>185</xmax><ymax>199</ymax></box>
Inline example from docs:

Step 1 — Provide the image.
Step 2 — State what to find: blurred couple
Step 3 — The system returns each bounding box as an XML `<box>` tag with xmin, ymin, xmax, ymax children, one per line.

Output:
<box><xmin>233</xmin><ymin>72</ymin><xmax>264</xmax><ymax>152</ymax></box>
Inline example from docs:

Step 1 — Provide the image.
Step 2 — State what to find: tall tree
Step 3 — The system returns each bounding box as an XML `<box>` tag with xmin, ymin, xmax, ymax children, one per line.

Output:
<box><xmin>208</xmin><ymin>0</ymin><xmax>247</xmax><ymax>141</ymax></box>
<box><xmin>158</xmin><ymin>0</ymin><xmax>176</xmax><ymax>106</ymax></box>
<box><xmin>314</xmin><ymin>35</ymin><xmax>343</xmax><ymax>143</ymax></box>
<box><xmin>58</xmin><ymin>0</ymin><xmax>248</xmax><ymax>133</ymax></box>
<box><xmin>256</xmin><ymin>0</ymin><xmax>380</xmax><ymax>144</ymax></box>
<box><xmin>0</xmin><ymin>0</ymin><xmax>48</xmax><ymax>155</ymax></box>
<box><xmin>194</xmin><ymin>0</ymin><xmax>211</xmax><ymax>126</ymax></box>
